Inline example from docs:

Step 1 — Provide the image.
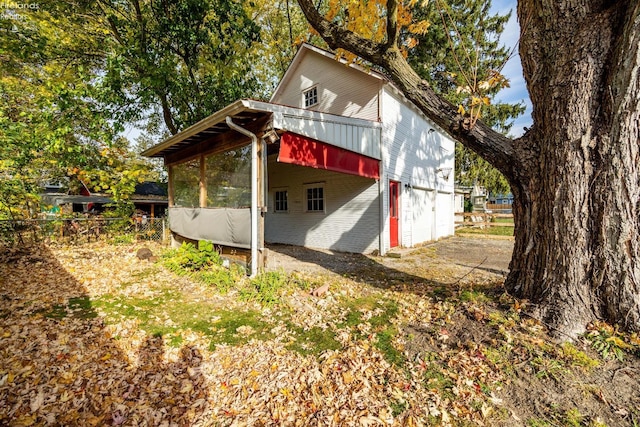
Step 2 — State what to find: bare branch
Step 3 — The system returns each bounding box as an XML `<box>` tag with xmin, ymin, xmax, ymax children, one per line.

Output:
<box><xmin>385</xmin><ymin>0</ymin><xmax>399</xmax><ymax>49</ymax></box>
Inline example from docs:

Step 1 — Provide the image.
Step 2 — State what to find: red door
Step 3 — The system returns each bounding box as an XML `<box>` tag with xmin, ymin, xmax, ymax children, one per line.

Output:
<box><xmin>389</xmin><ymin>181</ymin><xmax>400</xmax><ymax>248</ymax></box>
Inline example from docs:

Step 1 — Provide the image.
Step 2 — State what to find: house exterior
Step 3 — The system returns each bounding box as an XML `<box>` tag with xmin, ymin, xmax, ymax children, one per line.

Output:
<box><xmin>142</xmin><ymin>44</ymin><xmax>455</xmax><ymax>275</ymax></box>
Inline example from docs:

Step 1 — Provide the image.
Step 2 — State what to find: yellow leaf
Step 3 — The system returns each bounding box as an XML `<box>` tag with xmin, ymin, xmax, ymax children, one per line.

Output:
<box><xmin>342</xmin><ymin>371</ymin><xmax>354</xmax><ymax>384</ymax></box>
<box><xmin>15</xmin><ymin>415</ymin><xmax>37</xmax><ymax>426</ymax></box>
<box><xmin>457</xmin><ymin>104</ymin><xmax>466</xmax><ymax>115</ymax></box>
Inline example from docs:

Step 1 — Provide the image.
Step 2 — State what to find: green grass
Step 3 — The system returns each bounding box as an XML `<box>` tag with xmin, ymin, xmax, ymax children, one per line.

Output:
<box><xmin>46</xmin><ymin>296</ymin><xmax>97</xmax><ymax>320</ymax></box>
<box><xmin>337</xmin><ymin>295</ymin><xmax>404</xmax><ymax>366</ymax></box>
<box><xmin>456</xmin><ymin>226</ymin><xmax>514</xmax><ymax>236</ymax></box>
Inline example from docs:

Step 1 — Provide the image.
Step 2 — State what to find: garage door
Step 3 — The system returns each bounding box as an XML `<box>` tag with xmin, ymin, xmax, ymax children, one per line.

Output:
<box><xmin>412</xmin><ymin>188</ymin><xmax>434</xmax><ymax>245</ymax></box>
<box><xmin>436</xmin><ymin>191</ymin><xmax>454</xmax><ymax>239</ymax></box>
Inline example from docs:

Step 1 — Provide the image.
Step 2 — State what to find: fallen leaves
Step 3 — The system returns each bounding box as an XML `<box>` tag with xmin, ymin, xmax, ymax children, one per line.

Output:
<box><xmin>0</xmin><ymin>242</ymin><xmax>506</xmax><ymax>426</ymax></box>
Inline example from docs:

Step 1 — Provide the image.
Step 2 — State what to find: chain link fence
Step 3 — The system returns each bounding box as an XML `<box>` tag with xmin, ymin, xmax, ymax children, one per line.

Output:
<box><xmin>0</xmin><ymin>217</ymin><xmax>169</xmax><ymax>246</ymax></box>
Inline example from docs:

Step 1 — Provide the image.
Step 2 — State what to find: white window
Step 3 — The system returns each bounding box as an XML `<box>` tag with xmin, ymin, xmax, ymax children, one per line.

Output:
<box><xmin>274</xmin><ymin>190</ymin><xmax>288</xmax><ymax>212</ymax></box>
<box><xmin>303</xmin><ymin>86</ymin><xmax>318</xmax><ymax>108</ymax></box>
<box><xmin>304</xmin><ymin>184</ymin><xmax>325</xmax><ymax>212</ymax></box>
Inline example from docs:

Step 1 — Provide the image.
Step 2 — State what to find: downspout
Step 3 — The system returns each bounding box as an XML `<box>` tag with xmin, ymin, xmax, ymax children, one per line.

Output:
<box><xmin>226</xmin><ymin>116</ymin><xmax>259</xmax><ymax>277</ymax></box>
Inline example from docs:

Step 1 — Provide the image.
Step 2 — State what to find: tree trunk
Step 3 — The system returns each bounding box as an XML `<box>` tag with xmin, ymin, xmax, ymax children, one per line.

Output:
<box><xmin>296</xmin><ymin>0</ymin><xmax>640</xmax><ymax>337</ymax></box>
<box><xmin>506</xmin><ymin>0</ymin><xmax>640</xmax><ymax>337</ymax></box>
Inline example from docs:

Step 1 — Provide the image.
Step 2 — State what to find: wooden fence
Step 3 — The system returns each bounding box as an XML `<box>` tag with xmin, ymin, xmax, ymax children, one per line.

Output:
<box><xmin>455</xmin><ymin>212</ymin><xmax>514</xmax><ymax>235</ymax></box>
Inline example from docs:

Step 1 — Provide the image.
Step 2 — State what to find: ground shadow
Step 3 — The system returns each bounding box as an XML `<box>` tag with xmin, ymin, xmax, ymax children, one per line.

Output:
<box><xmin>0</xmin><ymin>245</ymin><xmax>209</xmax><ymax>425</ymax></box>
<box><xmin>266</xmin><ymin>238</ymin><xmax>509</xmax><ymax>299</ymax></box>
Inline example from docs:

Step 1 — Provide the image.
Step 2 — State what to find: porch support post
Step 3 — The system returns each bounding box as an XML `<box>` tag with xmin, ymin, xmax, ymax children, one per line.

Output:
<box><xmin>226</xmin><ymin>116</ymin><xmax>260</xmax><ymax>277</ymax></box>
<box><xmin>199</xmin><ymin>154</ymin><xmax>207</xmax><ymax>208</ymax></box>
<box><xmin>167</xmin><ymin>164</ymin><xmax>175</xmax><ymax>207</ymax></box>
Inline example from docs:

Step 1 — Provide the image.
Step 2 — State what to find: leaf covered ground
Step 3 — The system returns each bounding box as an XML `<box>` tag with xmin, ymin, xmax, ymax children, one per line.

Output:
<box><xmin>0</xmin><ymin>239</ymin><xmax>639</xmax><ymax>426</ymax></box>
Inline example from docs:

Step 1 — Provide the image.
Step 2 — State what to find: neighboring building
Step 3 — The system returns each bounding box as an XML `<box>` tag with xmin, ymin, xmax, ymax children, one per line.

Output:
<box><xmin>488</xmin><ymin>192</ymin><xmax>514</xmax><ymax>205</ymax></box>
<box><xmin>142</xmin><ymin>44</ymin><xmax>456</xmax><ymax>274</ymax></box>
<box><xmin>471</xmin><ymin>183</ymin><xmax>489</xmax><ymax>212</ymax></box>
<box><xmin>40</xmin><ymin>181</ymin><xmax>168</xmax><ymax>217</ymax></box>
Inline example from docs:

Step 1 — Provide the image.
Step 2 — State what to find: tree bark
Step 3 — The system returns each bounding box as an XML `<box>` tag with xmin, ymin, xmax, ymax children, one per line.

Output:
<box><xmin>297</xmin><ymin>0</ymin><xmax>640</xmax><ymax>337</ymax></box>
<box><xmin>507</xmin><ymin>0</ymin><xmax>640</xmax><ymax>337</ymax></box>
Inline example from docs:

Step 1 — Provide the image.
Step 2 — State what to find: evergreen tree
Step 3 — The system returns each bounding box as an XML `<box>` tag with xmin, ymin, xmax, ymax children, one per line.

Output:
<box><xmin>408</xmin><ymin>0</ymin><xmax>525</xmax><ymax>194</ymax></box>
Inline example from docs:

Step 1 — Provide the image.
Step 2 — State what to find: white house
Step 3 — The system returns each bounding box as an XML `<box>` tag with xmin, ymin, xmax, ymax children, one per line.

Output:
<box><xmin>142</xmin><ymin>44</ymin><xmax>455</xmax><ymax>275</ymax></box>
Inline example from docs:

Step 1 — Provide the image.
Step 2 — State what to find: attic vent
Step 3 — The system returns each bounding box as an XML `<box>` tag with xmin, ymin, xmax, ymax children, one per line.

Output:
<box><xmin>303</xmin><ymin>86</ymin><xmax>318</xmax><ymax>108</ymax></box>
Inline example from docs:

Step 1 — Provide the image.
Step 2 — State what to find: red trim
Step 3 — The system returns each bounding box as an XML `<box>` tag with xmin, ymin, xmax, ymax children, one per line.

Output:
<box><xmin>278</xmin><ymin>132</ymin><xmax>380</xmax><ymax>179</ymax></box>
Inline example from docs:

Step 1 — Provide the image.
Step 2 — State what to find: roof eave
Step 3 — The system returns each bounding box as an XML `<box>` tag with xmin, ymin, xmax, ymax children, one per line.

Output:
<box><xmin>140</xmin><ymin>99</ymin><xmax>250</xmax><ymax>158</ymax></box>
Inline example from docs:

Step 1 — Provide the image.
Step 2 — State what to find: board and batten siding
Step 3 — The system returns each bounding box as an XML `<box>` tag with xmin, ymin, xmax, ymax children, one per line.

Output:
<box><xmin>380</xmin><ymin>87</ymin><xmax>455</xmax><ymax>250</ymax></box>
<box><xmin>271</xmin><ymin>50</ymin><xmax>382</xmax><ymax>121</ymax></box>
<box><xmin>265</xmin><ymin>157</ymin><xmax>380</xmax><ymax>253</ymax></box>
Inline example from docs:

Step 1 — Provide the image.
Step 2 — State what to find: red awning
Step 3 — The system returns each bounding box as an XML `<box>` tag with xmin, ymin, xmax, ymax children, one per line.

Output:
<box><xmin>278</xmin><ymin>132</ymin><xmax>380</xmax><ymax>179</ymax></box>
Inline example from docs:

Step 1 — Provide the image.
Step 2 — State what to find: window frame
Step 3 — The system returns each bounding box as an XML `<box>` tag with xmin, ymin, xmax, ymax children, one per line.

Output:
<box><xmin>302</xmin><ymin>85</ymin><xmax>319</xmax><ymax>108</ymax></box>
<box><xmin>304</xmin><ymin>183</ymin><xmax>325</xmax><ymax>213</ymax></box>
<box><xmin>273</xmin><ymin>188</ymin><xmax>289</xmax><ymax>213</ymax></box>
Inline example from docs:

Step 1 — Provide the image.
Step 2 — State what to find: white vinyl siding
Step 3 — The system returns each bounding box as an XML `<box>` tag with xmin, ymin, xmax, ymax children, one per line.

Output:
<box><xmin>271</xmin><ymin>50</ymin><xmax>381</xmax><ymax>121</ymax></box>
<box><xmin>380</xmin><ymin>87</ymin><xmax>455</xmax><ymax>251</ymax></box>
<box><xmin>266</xmin><ymin>157</ymin><xmax>380</xmax><ymax>253</ymax></box>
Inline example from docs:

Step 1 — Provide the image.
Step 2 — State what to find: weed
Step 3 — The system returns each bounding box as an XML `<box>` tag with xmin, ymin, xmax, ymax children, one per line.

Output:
<box><xmin>240</xmin><ymin>271</ymin><xmax>289</xmax><ymax>305</ymax></box>
<box><xmin>530</xmin><ymin>356</ymin><xmax>565</xmax><ymax>382</ymax></box>
<box><xmin>565</xmin><ymin>408</ymin><xmax>584</xmax><ymax>426</ymax></box>
<box><xmin>196</xmin><ymin>269</ymin><xmax>237</xmax><ymax>294</ymax></box>
<box><xmin>110</xmin><ymin>234</ymin><xmax>135</xmax><ymax>245</ymax></box>
<box><xmin>459</xmin><ymin>289</ymin><xmax>491</xmax><ymax>304</ymax></box>
<box><xmin>559</xmin><ymin>343</ymin><xmax>599</xmax><ymax>369</ymax></box>
<box><xmin>585</xmin><ymin>322</ymin><xmax>634</xmax><ymax>361</ymax></box>
<box><xmin>162</xmin><ymin>241</ymin><xmax>223</xmax><ymax>274</ymax></box>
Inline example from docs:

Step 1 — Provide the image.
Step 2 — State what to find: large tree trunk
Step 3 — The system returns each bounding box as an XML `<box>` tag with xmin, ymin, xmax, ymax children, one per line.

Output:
<box><xmin>506</xmin><ymin>0</ymin><xmax>640</xmax><ymax>337</ymax></box>
<box><xmin>296</xmin><ymin>0</ymin><xmax>640</xmax><ymax>337</ymax></box>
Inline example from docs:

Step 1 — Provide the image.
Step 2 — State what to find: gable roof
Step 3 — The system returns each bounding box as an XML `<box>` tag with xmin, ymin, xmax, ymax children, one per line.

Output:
<box><xmin>270</xmin><ymin>43</ymin><xmax>388</xmax><ymax>103</ymax></box>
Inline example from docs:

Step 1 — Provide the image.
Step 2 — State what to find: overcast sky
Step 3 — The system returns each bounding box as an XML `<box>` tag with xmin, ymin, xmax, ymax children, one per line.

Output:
<box><xmin>490</xmin><ymin>0</ymin><xmax>533</xmax><ymax>137</ymax></box>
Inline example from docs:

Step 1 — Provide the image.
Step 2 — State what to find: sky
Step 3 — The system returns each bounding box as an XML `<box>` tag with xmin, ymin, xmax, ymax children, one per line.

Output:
<box><xmin>489</xmin><ymin>0</ymin><xmax>533</xmax><ymax>137</ymax></box>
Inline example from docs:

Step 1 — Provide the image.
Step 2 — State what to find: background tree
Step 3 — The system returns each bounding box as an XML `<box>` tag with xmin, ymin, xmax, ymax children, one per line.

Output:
<box><xmin>0</xmin><ymin>1</ymin><xmax>158</xmax><ymax>217</ymax></box>
<box><xmin>247</xmin><ymin>0</ymin><xmax>311</xmax><ymax>98</ymax></box>
<box><xmin>297</xmin><ymin>0</ymin><xmax>640</xmax><ymax>338</ymax></box>
<box><xmin>408</xmin><ymin>0</ymin><xmax>524</xmax><ymax>195</ymax></box>
<box><xmin>90</xmin><ymin>0</ymin><xmax>261</xmax><ymax>136</ymax></box>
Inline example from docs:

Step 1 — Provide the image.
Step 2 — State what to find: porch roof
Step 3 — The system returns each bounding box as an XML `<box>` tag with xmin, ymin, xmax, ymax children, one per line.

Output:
<box><xmin>141</xmin><ymin>99</ymin><xmax>382</xmax><ymax>160</ymax></box>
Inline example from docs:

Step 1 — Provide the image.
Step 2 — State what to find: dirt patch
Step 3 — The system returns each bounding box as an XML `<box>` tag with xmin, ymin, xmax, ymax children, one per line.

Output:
<box><xmin>268</xmin><ymin>237</ymin><xmax>640</xmax><ymax>426</ymax></box>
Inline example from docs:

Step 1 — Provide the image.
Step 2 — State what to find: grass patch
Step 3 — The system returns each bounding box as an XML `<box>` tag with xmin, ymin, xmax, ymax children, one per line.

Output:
<box><xmin>456</xmin><ymin>226</ymin><xmax>514</xmax><ymax>236</ymax></box>
<box><xmin>338</xmin><ymin>295</ymin><xmax>404</xmax><ymax>366</ymax></box>
<box><xmin>286</xmin><ymin>324</ymin><xmax>341</xmax><ymax>356</ymax></box>
<box><xmin>92</xmin><ymin>290</ymin><xmax>277</xmax><ymax>348</ymax></box>
<box><xmin>46</xmin><ymin>296</ymin><xmax>97</xmax><ymax>320</ymax></box>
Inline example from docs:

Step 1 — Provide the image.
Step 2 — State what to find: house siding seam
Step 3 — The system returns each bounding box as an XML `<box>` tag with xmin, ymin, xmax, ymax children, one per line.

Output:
<box><xmin>271</xmin><ymin>50</ymin><xmax>380</xmax><ymax>122</ymax></box>
<box><xmin>265</xmin><ymin>157</ymin><xmax>380</xmax><ymax>254</ymax></box>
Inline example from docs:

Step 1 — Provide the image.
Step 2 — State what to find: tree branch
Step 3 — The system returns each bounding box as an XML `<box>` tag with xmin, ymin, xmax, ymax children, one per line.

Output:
<box><xmin>385</xmin><ymin>0</ymin><xmax>399</xmax><ymax>49</ymax></box>
<box><xmin>296</xmin><ymin>0</ymin><xmax>521</xmax><ymax>181</ymax></box>
<box><xmin>296</xmin><ymin>0</ymin><xmax>386</xmax><ymax>62</ymax></box>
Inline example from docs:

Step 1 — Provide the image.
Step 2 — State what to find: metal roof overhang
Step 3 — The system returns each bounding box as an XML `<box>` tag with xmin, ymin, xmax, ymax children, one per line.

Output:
<box><xmin>141</xmin><ymin>99</ymin><xmax>382</xmax><ymax>162</ymax></box>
